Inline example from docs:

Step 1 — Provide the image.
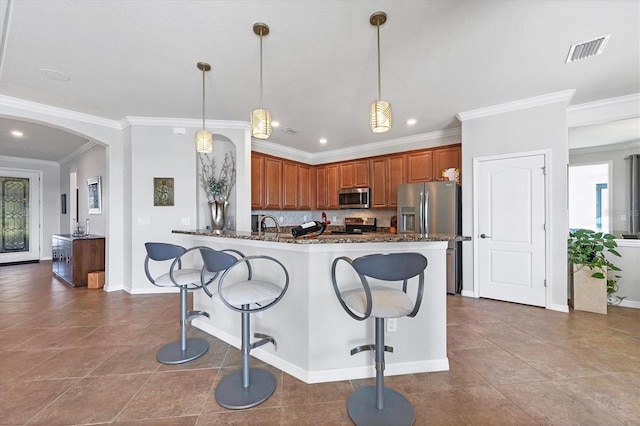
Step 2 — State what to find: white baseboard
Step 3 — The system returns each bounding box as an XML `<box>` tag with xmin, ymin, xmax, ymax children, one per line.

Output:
<box><xmin>460</xmin><ymin>290</ymin><xmax>476</xmax><ymax>298</ymax></box>
<box><xmin>618</xmin><ymin>299</ymin><xmax>640</xmax><ymax>309</ymax></box>
<box><xmin>192</xmin><ymin>318</ymin><xmax>450</xmax><ymax>384</ymax></box>
<box><xmin>547</xmin><ymin>303</ymin><xmax>569</xmax><ymax>313</ymax></box>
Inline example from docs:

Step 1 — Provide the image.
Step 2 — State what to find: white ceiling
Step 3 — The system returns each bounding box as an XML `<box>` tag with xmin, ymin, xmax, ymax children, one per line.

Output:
<box><xmin>0</xmin><ymin>0</ymin><xmax>638</xmax><ymax>162</ymax></box>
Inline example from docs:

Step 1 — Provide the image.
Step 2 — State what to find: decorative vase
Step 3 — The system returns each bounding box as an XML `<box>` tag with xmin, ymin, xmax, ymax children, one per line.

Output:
<box><xmin>208</xmin><ymin>198</ymin><xmax>228</xmax><ymax>231</ymax></box>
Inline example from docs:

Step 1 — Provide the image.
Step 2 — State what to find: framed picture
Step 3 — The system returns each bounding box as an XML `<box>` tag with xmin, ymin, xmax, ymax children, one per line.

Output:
<box><xmin>87</xmin><ymin>176</ymin><xmax>102</xmax><ymax>214</ymax></box>
<box><xmin>154</xmin><ymin>177</ymin><xmax>174</xmax><ymax>206</ymax></box>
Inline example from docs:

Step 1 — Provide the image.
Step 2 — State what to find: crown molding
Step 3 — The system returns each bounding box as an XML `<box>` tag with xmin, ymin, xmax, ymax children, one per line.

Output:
<box><xmin>58</xmin><ymin>141</ymin><xmax>98</xmax><ymax>164</ymax></box>
<box><xmin>457</xmin><ymin>90</ymin><xmax>576</xmax><ymax>122</ymax></box>
<box><xmin>567</xmin><ymin>93</ymin><xmax>640</xmax><ymax>128</ymax></box>
<box><xmin>0</xmin><ymin>154</ymin><xmax>60</xmax><ymax>167</ymax></box>
<box><xmin>251</xmin><ymin>139</ymin><xmax>314</xmax><ymax>164</ymax></box>
<box><xmin>122</xmin><ymin>116</ymin><xmax>249</xmax><ymax>130</ymax></box>
<box><xmin>252</xmin><ymin>127</ymin><xmax>461</xmax><ymax>165</ymax></box>
<box><xmin>0</xmin><ymin>95</ymin><xmax>121</xmax><ymax>129</ymax></box>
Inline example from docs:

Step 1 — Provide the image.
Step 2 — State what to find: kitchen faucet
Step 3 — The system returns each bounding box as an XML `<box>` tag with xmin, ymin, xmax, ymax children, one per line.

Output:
<box><xmin>258</xmin><ymin>214</ymin><xmax>280</xmax><ymax>238</ymax></box>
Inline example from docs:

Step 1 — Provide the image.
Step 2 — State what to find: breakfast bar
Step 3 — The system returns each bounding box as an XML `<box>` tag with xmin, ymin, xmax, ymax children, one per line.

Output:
<box><xmin>172</xmin><ymin>230</ymin><xmax>453</xmax><ymax>384</ymax></box>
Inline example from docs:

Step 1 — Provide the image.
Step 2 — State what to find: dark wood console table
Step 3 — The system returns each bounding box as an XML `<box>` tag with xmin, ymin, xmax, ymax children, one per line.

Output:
<box><xmin>52</xmin><ymin>234</ymin><xmax>105</xmax><ymax>287</ymax></box>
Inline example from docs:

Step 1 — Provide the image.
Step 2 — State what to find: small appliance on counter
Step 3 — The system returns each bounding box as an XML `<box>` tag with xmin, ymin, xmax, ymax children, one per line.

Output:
<box><xmin>330</xmin><ymin>217</ymin><xmax>377</xmax><ymax>234</ymax></box>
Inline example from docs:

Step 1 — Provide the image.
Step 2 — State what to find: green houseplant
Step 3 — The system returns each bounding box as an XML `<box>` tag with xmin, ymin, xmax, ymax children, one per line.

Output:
<box><xmin>568</xmin><ymin>229</ymin><xmax>622</xmax><ymax>312</ymax></box>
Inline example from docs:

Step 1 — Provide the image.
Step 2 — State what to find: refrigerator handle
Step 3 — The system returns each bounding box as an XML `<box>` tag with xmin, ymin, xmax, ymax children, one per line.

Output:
<box><xmin>419</xmin><ymin>191</ymin><xmax>424</xmax><ymax>235</ymax></box>
<box><xmin>424</xmin><ymin>189</ymin><xmax>429</xmax><ymax>236</ymax></box>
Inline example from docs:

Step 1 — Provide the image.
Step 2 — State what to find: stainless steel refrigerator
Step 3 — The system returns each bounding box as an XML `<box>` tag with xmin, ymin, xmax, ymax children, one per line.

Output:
<box><xmin>397</xmin><ymin>181</ymin><xmax>462</xmax><ymax>294</ymax></box>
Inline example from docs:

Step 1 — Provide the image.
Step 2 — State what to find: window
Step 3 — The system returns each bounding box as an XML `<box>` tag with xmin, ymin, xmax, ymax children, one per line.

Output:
<box><xmin>568</xmin><ymin>162</ymin><xmax>611</xmax><ymax>232</ymax></box>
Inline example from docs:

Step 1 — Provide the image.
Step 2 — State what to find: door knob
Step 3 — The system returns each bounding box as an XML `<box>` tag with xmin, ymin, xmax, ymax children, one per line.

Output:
<box><xmin>480</xmin><ymin>233</ymin><xmax>491</xmax><ymax>239</ymax></box>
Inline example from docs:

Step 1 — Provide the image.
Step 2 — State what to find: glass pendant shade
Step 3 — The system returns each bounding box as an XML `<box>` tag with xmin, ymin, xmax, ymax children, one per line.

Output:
<box><xmin>370</xmin><ymin>100</ymin><xmax>392</xmax><ymax>133</ymax></box>
<box><xmin>195</xmin><ymin>129</ymin><xmax>213</xmax><ymax>153</ymax></box>
<box><xmin>251</xmin><ymin>108</ymin><xmax>272</xmax><ymax>139</ymax></box>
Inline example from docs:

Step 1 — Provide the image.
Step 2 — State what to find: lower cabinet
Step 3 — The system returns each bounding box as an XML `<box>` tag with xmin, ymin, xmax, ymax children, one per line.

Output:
<box><xmin>52</xmin><ymin>235</ymin><xmax>105</xmax><ymax>287</ymax></box>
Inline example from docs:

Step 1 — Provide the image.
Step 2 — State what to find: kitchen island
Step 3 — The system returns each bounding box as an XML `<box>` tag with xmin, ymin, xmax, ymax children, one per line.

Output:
<box><xmin>172</xmin><ymin>229</ymin><xmax>453</xmax><ymax>384</ymax></box>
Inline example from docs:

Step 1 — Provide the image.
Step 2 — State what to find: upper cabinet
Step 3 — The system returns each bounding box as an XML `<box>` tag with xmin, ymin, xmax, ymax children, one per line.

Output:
<box><xmin>406</xmin><ymin>150</ymin><xmax>434</xmax><ymax>182</ymax></box>
<box><xmin>251</xmin><ymin>144</ymin><xmax>460</xmax><ymax>211</ymax></box>
<box><xmin>339</xmin><ymin>160</ymin><xmax>369</xmax><ymax>188</ymax></box>
<box><xmin>251</xmin><ymin>153</ymin><xmax>265</xmax><ymax>209</ymax></box>
<box><xmin>297</xmin><ymin>163</ymin><xmax>314</xmax><ymax>210</ymax></box>
<box><xmin>433</xmin><ymin>145</ymin><xmax>461</xmax><ymax>179</ymax></box>
<box><xmin>264</xmin><ymin>156</ymin><xmax>283</xmax><ymax>209</ymax></box>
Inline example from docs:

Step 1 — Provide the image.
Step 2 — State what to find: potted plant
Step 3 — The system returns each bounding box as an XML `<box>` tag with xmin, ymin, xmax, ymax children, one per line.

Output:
<box><xmin>568</xmin><ymin>228</ymin><xmax>622</xmax><ymax>314</ymax></box>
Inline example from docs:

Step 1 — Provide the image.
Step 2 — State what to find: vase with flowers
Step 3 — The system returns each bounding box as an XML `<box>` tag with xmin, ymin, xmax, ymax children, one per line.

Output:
<box><xmin>199</xmin><ymin>152</ymin><xmax>236</xmax><ymax>230</ymax></box>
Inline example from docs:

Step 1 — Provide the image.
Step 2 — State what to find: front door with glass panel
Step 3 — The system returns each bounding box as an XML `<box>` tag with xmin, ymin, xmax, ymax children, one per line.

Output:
<box><xmin>0</xmin><ymin>170</ymin><xmax>40</xmax><ymax>263</ymax></box>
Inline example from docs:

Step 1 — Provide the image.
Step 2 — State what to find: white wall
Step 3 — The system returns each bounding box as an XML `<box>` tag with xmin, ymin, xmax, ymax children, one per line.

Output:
<box><xmin>60</xmin><ymin>145</ymin><xmax>107</xmax><ymax>236</ymax></box>
<box><xmin>459</xmin><ymin>91</ymin><xmax>573</xmax><ymax>312</ymax></box>
<box><xmin>126</xmin><ymin>121</ymin><xmax>250</xmax><ymax>294</ymax></box>
<box><xmin>0</xmin><ymin>157</ymin><xmax>60</xmax><ymax>260</ymax></box>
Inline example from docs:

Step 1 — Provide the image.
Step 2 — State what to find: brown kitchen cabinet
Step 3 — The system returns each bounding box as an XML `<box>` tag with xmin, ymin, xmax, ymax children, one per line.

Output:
<box><xmin>339</xmin><ymin>160</ymin><xmax>369</xmax><ymax>188</ymax></box>
<box><xmin>326</xmin><ymin>164</ymin><xmax>339</xmax><ymax>209</ymax></box>
<box><xmin>433</xmin><ymin>145</ymin><xmax>461</xmax><ymax>179</ymax></box>
<box><xmin>52</xmin><ymin>235</ymin><xmax>105</xmax><ymax>287</ymax></box>
<box><xmin>315</xmin><ymin>163</ymin><xmax>339</xmax><ymax>209</ymax></box>
<box><xmin>251</xmin><ymin>152</ymin><xmax>265</xmax><ymax>209</ymax></box>
<box><xmin>282</xmin><ymin>160</ymin><xmax>298</xmax><ymax>209</ymax></box>
<box><xmin>406</xmin><ymin>150</ymin><xmax>434</xmax><ymax>182</ymax></box>
<box><xmin>297</xmin><ymin>163</ymin><xmax>313</xmax><ymax>210</ymax></box>
<box><xmin>264</xmin><ymin>156</ymin><xmax>283</xmax><ymax>209</ymax></box>
<box><xmin>370</xmin><ymin>154</ymin><xmax>405</xmax><ymax>208</ymax></box>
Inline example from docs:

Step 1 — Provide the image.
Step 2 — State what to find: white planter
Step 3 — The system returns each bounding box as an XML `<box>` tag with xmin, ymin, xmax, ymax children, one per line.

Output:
<box><xmin>572</xmin><ymin>264</ymin><xmax>607</xmax><ymax>314</ymax></box>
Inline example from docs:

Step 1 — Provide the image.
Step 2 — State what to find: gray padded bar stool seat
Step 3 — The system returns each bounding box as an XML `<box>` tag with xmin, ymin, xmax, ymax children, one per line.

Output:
<box><xmin>199</xmin><ymin>247</ymin><xmax>289</xmax><ymax>410</ymax></box>
<box><xmin>332</xmin><ymin>252</ymin><xmax>427</xmax><ymax>426</ymax></box>
<box><xmin>144</xmin><ymin>242</ymin><xmax>214</xmax><ymax>364</ymax></box>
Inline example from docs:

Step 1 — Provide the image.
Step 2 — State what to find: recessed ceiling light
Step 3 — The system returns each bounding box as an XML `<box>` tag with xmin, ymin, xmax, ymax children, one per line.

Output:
<box><xmin>319</xmin><ymin>138</ymin><xmax>327</xmax><ymax>144</ymax></box>
<box><xmin>272</xmin><ymin>120</ymin><xmax>280</xmax><ymax>128</ymax></box>
<box><xmin>39</xmin><ymin>68</ymin><xmax>70</xmax><ymax>81</ymax></box>
<box><xmin>406</xmin><ymin>118</ymin><xmax>417</xmax><ymax>126</ymax></box>
<box><xmin>10</xmin><ymin>130</ymin><xmax>24</xmax><ymax>137</ymax></box>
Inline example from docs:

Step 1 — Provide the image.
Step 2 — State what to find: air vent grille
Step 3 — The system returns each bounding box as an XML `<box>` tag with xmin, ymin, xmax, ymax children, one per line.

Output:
<box><xmin>566</xmin><ymin>35</ymin><xmax>610</xmax><ymax>63</ymax></box>
<box><xmin>282</xmin><ymin>127</ymin><xmax>301</xmax><ymax>135</ymax></box>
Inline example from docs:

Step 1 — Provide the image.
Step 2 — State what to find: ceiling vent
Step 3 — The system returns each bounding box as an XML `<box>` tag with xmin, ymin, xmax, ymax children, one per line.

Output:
<box><xmin>565</xmin><ymin>35</ymin><xmax>610</xmax><ymax>63</ymax></box>
<box><xmin>281</xmin><ymin>127</ymin><xmax>301</xmax><ymax>135</ymax></box>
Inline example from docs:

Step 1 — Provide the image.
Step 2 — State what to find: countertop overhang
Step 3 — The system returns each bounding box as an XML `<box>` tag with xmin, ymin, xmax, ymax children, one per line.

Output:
<box><xmin>172</xmin><ymin>229</ymin><xmax>471</xmax><ymax>244</ymax></box>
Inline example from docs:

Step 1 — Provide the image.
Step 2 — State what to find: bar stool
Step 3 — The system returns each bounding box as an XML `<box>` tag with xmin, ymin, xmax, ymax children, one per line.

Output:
<box><xmin>331</xmin><ymin>252</ymin><xmax>427</xmax><ymax>426</ymax></box>
<box><xmin>144</xmin><ymin>242</ymin><xmax>213</xmax><ymax>364</ymax></box>
<box><xmin>199</xmin><ymin>247</ymin><xmax>289</xmax><ymax>409</ymax></box>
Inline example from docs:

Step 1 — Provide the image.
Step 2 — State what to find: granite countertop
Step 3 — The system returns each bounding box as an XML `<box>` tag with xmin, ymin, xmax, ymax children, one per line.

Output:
<box><xmin>172</xmin><ymin>229</ymin><xmax>470</xmax><ymax>244</ymax></box>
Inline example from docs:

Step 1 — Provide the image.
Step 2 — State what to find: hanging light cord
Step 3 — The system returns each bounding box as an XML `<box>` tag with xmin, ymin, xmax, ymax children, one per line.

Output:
<box><xmin>376</xmin><ymin>21</ymin><xmax>381</xmax><ymax>101</ymax></box>
<box><xmin>201</xmin><ymin>67</ymin><xmax>206</xmax><ymax>130</ymax></box>
<box><xmin>259</xmin><ymin>29</ymin><xmax>264</xmax><ymax>109</ymax></box>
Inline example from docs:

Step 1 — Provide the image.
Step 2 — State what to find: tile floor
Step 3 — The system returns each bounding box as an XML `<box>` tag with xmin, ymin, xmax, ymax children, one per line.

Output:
<box><xmin>0</xmin><ymin>261</ymin><xmax>638</xmax><ymax>425</ymax></box>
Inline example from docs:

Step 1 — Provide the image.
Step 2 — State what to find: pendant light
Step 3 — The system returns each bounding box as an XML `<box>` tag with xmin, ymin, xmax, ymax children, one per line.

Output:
<box><xmin>369</xmin><ymin>11</ymin><xmax>392</xmax><ymax>133</ymax></box>
<box><xmin>251</xmin><ymin>22</ymin><xmax>272</xmax><ymax>139</ymax></box>
<box><xmin>195</xmin><ymin>62</ymin><xmax>213</xmax><ymax>153</ymax></box>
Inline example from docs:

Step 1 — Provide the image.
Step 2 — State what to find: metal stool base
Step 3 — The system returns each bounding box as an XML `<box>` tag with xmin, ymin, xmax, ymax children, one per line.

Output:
<box><xmin>156</xmin><ymin>338</ymin><xmax>209</xmax><ymax>365</ymax></box>
<box><xmin>347</xmin><ymin>386</ymin><xmax>414</xmax><ymax>426</ymax></box>
<box><xmin>215</xmin><ymin>368</ymin><xmax>276</xmax><ymax>409</ymax></box>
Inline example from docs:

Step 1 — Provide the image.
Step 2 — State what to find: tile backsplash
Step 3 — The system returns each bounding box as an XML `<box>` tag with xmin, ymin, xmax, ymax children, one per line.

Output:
<box><xmin>251</xmin><ymin>209</ymin><xmax>396</xmax><ymax>228</ymax></box>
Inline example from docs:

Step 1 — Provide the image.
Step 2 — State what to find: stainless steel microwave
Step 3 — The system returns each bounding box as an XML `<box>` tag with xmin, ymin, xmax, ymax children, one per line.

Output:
<box><xmin>338</xmin><ymin>187</ymin><xmax>370</xmax><ymax>209</ymax></box>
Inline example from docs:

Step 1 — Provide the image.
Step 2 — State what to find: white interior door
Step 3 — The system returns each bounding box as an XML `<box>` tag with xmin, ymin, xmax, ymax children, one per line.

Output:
<box><xmin>0</xmin><ymin>169</ymin><xmax>41</xmax><ymax>264</ymax></box>
<box><xmin>476</xmin><ymin>153</ymin><xmax>546</xmax><ymax>307</ymax></box>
